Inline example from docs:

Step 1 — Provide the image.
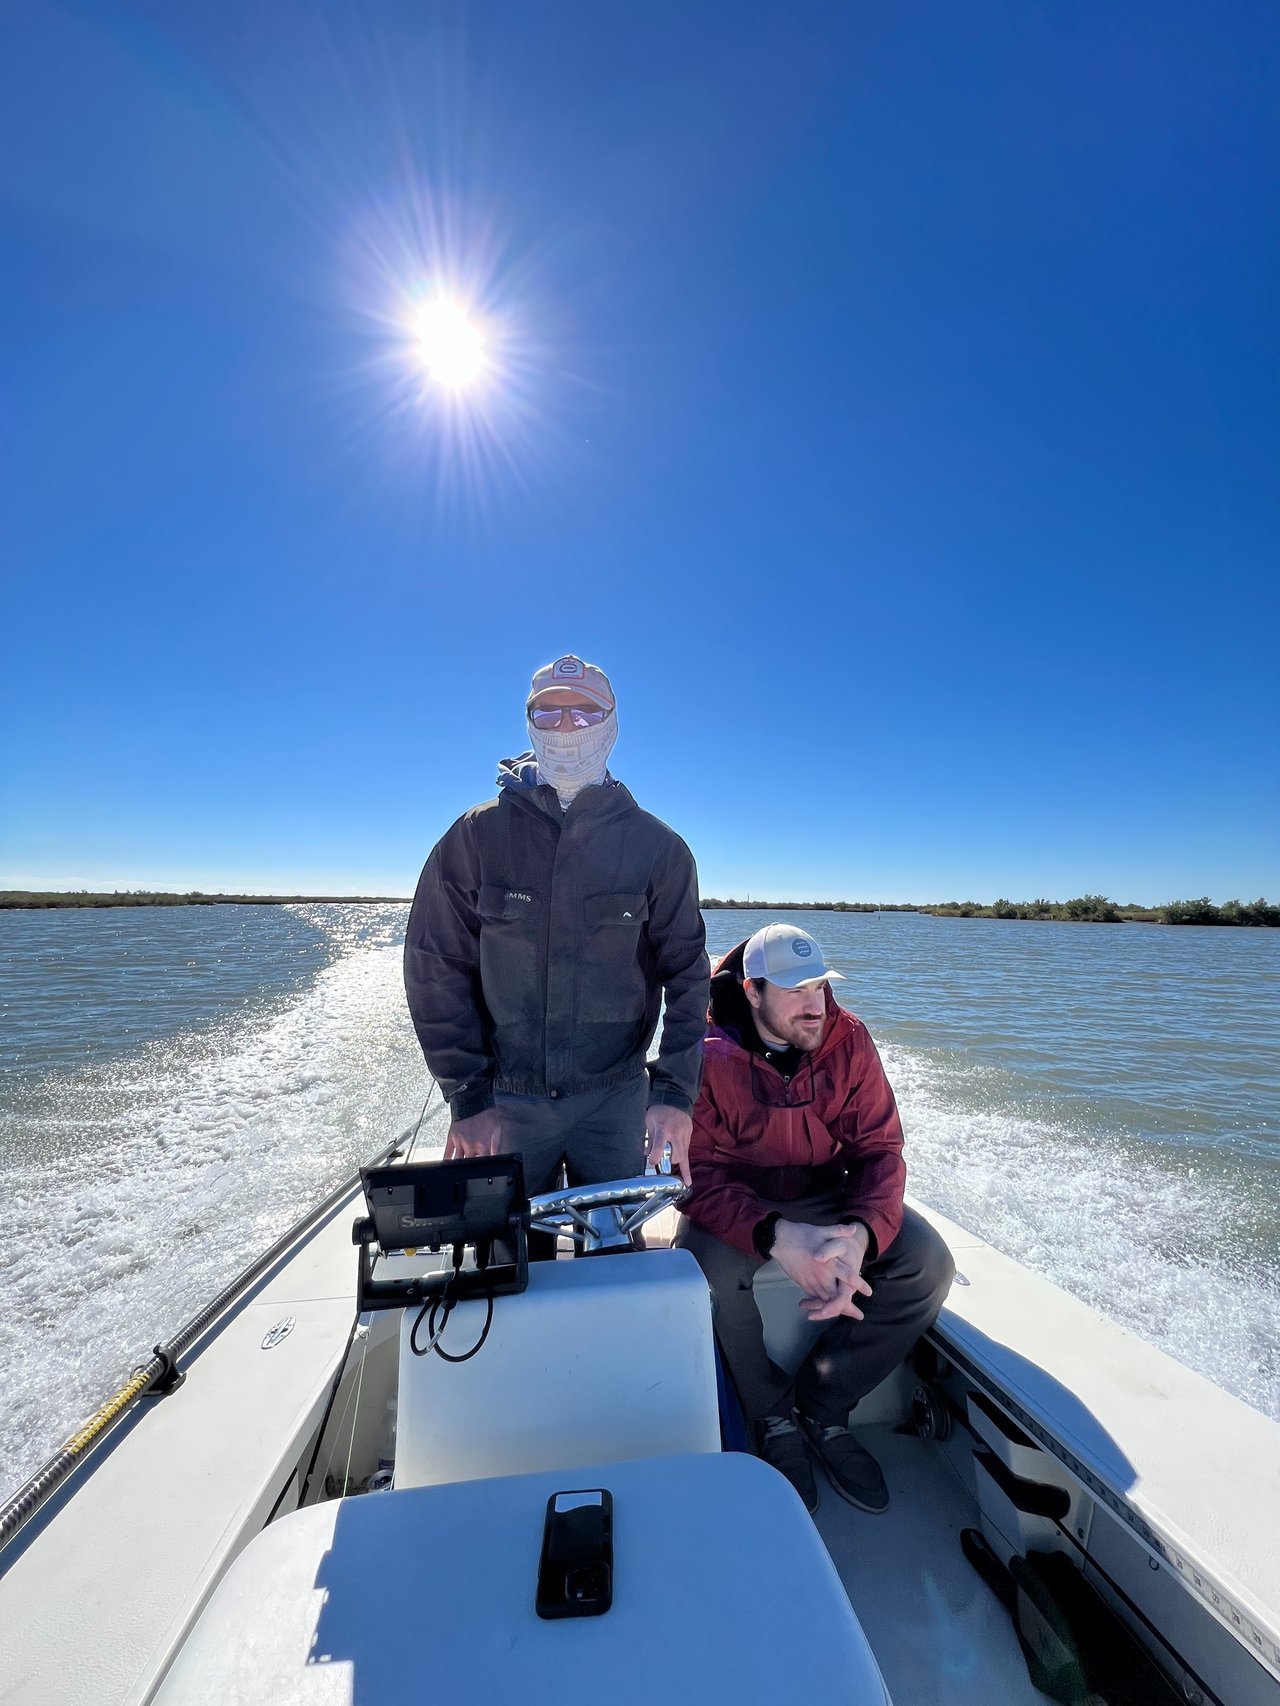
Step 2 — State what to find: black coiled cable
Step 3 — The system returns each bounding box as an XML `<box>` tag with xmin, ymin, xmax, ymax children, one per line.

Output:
<box><xmin>408</xmin><ymin>1246</ymin><xmax>495</xmax><ymax>1363</ymax></box>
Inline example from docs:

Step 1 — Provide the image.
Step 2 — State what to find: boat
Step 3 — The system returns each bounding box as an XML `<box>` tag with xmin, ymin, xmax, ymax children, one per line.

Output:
<box><xmin>1</xmin><ymin>1132</ymin><xmax>1278</xmax><ymax>1705</ymax></box>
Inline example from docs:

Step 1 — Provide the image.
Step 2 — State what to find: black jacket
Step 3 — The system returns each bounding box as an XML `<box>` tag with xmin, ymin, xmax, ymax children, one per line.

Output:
<box><xmin>404</xmin><ymin>770</ymin><xmax>709</xmax><ymax>1120</ymax></box>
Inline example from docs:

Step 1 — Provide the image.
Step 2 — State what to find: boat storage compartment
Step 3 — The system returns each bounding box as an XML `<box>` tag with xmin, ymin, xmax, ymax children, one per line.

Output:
<box><xmin>967</xmin><ymin>1389</ymin><xmax>1077</xmax><ymax>1492</ymax></box>
<box><xmin>151</xmin><ymin>1453</ymin><xmax>893</xmax><ymax>1705</ymax></box>
<box><xmin>966</xmin><ymin>1390</ymin><xmax>1088</xmax><ymax>1561</ymax></box>
<box><xmin>1010</xmin><ymin>1550</ymin><xmax>1186</xmax><ymax>1706</ymax></box>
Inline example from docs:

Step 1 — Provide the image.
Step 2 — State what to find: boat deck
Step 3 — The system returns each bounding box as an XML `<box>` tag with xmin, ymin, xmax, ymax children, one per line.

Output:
<box><xmin>7</xmin><ymin>1188</ymin><xmax>1278</xmax><ymax>1706</ymax></box>
<box><xmin>818</xmin><ymin>1422</ymin><xmax>1042</xmax><ymax>1705</ymax></box>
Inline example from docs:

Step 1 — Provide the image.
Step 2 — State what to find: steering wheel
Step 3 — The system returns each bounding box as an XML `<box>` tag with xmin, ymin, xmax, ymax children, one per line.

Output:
<box><xmin>526</xmin><ymin>1174</ymin><xmax>688</xmax><ymax>1253</ymax></box>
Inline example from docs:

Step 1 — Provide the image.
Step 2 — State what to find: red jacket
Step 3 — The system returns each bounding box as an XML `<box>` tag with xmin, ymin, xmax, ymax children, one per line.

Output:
<box><xmin>682</xmin><ymin>943</ymin><xmax>907</xmax><ymax>1260</ymax></box>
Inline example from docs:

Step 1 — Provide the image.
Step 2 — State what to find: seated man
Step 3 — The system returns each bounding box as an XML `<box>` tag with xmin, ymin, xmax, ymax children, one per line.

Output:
<box><xmin>675</xmin><ymin>923</ymin><xmax>954</xmax><ymax>1515</ymax></box>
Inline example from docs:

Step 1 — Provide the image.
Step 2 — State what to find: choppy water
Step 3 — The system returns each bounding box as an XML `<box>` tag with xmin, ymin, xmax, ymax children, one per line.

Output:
<box><xmin>0</xmin><ymin>903</ymin><xmax>1276</xmax><ymax>1495</ymax></box>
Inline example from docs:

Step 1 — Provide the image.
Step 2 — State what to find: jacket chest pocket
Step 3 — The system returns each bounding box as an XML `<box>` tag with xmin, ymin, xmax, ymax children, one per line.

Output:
<box><xmin>580</xmin><ymin>892</ymin><xmax>649</xmax><ymax>1021</ymax></box>
<box><xmin>477</xmin><ymin>884</ymin><xmax>542</xmax><ymax>1022</ymax></box>
<box><xmin>479</xmin><ymin>884</ymin><xmax>542</xmax><ymax>925</ymax></box>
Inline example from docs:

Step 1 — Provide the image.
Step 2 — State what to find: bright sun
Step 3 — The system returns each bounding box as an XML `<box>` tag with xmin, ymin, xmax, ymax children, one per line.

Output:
<box><xmin>413</xmin><ymin>300</ymin><xmax>487</xmax><ymax>389</ymax></box>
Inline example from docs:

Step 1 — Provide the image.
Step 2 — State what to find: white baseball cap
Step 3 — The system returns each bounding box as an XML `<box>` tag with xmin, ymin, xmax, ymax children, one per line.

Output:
<box><xmin>742</xmin><ymin>923</ymin><xmax>845</xmax><ymax>990</ymax></box>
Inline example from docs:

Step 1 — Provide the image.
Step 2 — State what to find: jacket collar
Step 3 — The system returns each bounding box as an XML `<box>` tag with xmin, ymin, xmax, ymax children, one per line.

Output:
<box><xmin>502</xmin><ymin>775</ymin><xmax>636</xmax><ymax>826</ymax></box>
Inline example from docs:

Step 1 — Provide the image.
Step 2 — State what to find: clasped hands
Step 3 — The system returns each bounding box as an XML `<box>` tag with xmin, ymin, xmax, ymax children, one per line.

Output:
<box><xmin>770</xmin><ymin>1219</ymin><xmax>873</xmax><ymax>1322</ymax></box>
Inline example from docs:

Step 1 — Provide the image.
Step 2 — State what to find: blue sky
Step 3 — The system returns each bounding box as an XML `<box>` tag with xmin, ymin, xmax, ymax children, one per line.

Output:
<box><xmin>1</xmin><ymin>0</ymin><xmax>1276</xmax><ymax>905</ymax></box>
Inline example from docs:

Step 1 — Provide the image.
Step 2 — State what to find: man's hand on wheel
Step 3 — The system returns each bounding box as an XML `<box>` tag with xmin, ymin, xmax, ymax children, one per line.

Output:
<box><xmin>644</xmin><ymin>1104</ymin><xmax>693</xmax><ymax>1186</ymax></box>
<box><xmin>443</xmin><ymin>1108</ymin><xmax>504</xmax><ymax>1160</ymax></box>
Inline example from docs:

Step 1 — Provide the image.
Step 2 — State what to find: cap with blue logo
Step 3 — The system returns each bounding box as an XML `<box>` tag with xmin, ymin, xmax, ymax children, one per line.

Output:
<box><xmin>741</xmin><ymin>923</ymin><xmax>845</xmax><ymax>990</ymax></box>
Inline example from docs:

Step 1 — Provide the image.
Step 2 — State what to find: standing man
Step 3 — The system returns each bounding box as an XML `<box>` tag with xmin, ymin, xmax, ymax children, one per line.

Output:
<box><xmin>675</xmin><ymin>923</ymin><xmax>953</xmax><ymax>1515</ymax></box>
<box><xmin>404</xmin><ymin>655</ymin><xmax>708</xmax><ymax>1212</ymax></box>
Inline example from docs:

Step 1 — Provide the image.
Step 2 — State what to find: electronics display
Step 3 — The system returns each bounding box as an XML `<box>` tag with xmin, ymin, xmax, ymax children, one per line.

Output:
<box><xmin>352</xmin><ymin>1154</ymin><xmax>529</xmax><ymax>1310</ymax></box>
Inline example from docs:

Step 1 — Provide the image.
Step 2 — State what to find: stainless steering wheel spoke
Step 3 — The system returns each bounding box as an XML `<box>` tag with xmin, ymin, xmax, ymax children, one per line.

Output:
<box><xmin>526</xmin><ymin>1174</ymin><xmax>688</xmax><ymax>1254</ymax></box>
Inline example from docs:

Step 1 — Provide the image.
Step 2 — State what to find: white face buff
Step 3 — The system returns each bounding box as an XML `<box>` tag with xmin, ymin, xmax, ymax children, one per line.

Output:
<box><xmin>528</xmin><ymin>712</ymin><xmax>618</xmax><ymax>807</ymax></box>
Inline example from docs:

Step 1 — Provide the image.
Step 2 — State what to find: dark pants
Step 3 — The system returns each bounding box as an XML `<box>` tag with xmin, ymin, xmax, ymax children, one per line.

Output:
<box><xmin>675</xmin><ymin>1196</ymin><xmax>954</xmax><ymax>1436</ymax></box>
<box><xmin>496</xmin><ymin>1075</ymin><xmax>649</xmax><ymax>1259</ymax></box>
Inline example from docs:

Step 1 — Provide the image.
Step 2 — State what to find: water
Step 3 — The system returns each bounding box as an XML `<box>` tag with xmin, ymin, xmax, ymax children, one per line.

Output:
<box><xmin>0</xmin><ymin>903</ymin><xmax>1277</xmax><ymax>1495</ymax></box>
<box><xmin>0</xmin><ymin>905</ymin><xmax>437</xmax><ymax>1496</ymax></box>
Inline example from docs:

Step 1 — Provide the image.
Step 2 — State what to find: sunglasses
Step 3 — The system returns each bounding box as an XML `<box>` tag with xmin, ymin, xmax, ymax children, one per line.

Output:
<box><xmin>528</xmin><ymin>705</ymin><xmax>610</xmax><ymax>729</ymax></box>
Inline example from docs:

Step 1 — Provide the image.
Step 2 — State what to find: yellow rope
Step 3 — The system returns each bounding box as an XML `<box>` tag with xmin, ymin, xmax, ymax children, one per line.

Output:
<box><xmin>60</xmin><ymin>1367</ymin><xmax>155</xmax><ymax>1457</ymax></box>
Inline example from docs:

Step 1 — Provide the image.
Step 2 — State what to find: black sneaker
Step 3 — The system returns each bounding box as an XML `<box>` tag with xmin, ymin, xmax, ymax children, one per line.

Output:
<box><xmin>759</xmin><ymin>1413</ymin><xmax>819</xmax><ymax>1514</ymax></box>
<box><xmin>800</xmin><ymin>1416</ymin><xmax>889</xmax><ymax>1514</ymax></box>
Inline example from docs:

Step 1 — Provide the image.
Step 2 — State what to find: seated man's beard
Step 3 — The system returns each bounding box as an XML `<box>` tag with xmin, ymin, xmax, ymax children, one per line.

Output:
<box><xmin>759</xmin><ymin>996</ymin><xmax>825</xmax><ymax>1050</ymax></box>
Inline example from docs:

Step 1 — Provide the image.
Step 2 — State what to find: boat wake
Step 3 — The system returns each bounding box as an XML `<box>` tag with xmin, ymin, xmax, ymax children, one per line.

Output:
<box><xmin>884</xmin><ymin>1041</ymin><xmax>1280</xmax><ymax>1426</ymax></box>
<box><xmin>1</xmin><ymin>906</ymin><xmax>1276</xmax><ymax>1500</ymax></box>
<box><xmin>0</xmin><ymin>907</ymin><xmax>441</xmax><ymax>1496</ymax></box>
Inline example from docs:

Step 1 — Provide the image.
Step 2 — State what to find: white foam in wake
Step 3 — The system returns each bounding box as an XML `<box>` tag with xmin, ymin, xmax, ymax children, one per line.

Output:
<box><xmin>883</xmin><ymin>1042</ymin><xmax>1280</xmax><ymax>1423</ymax></box>
<box><xmin>0</xmin><ymin>923</ymin><xmax>441</xmax><ymax>1496</ymax></box>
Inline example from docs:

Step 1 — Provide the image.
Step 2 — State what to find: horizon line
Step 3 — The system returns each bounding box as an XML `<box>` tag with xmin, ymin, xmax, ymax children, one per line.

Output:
<box><xmin>3</xmin><ymin>886</ymin><xmax>1274</xmax><ymax>911</ymax></box>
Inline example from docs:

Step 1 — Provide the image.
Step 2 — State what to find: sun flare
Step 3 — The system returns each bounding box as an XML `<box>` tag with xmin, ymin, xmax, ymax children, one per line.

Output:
<box><xmin>413</xmin><ymin>299</ymin><xmax>487</xmax><ymax>389</ymax></box>
<box><xmin>343</xmin><ymin>195</ymin><xmax>548</xmax><ymax>500</ymax></box>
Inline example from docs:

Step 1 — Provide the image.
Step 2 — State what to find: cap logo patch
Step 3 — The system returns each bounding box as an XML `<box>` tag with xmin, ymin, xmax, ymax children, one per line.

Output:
<box><xmin>792</xmin><ymin>938</ymin><xmax>813</xmax><ymax>957</ymax></box>
<box><xmin>553</xmin><ymin>657</ymin><xmax>583</xmax><ymax>678</ymax></box>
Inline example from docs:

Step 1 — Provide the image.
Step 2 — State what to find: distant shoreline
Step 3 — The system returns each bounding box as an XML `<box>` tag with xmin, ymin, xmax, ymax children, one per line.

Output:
<box><xmin>703</xmin><ymin>896</ymin><xmax>1278</xmax><ymax>927</ymax></box>
<box><xmin>3</xmin><ymin>890</ymin><xmax>1274</xmax><ymax>925</ymax></box>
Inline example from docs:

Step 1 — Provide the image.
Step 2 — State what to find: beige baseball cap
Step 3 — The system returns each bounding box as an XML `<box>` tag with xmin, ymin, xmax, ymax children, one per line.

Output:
<box><xmin>527</xmin><ymin>654</ymin><xmax>615</xmax><ymax>713</ymax></box>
